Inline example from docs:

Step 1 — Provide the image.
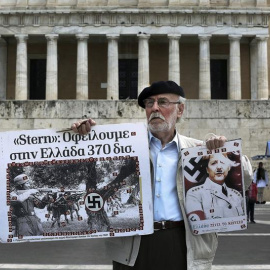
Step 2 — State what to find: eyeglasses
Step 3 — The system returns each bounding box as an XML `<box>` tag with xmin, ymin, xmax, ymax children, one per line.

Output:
<box><xmin>143</xmin><ymin>98</ymin><xmax>181</xmax><ymax>108</ymax></box>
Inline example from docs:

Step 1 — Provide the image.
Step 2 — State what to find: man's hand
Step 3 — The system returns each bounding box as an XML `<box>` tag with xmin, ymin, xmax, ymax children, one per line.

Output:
<box><xmin>205</xmin><ymin>135</ymin><xmax>227</xmax><ymax>150</ymax></box>
<box><xmin>71</xmin><ymin>118</ymin><xmax>96</xmax><ymax>135</ymax></box>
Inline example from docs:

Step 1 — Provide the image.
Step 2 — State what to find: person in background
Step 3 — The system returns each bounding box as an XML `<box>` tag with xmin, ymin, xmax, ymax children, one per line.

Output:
<box><xmin>253</xmin><ymin>162</ymin><xmax>269</xmax><ymax>204</ymax></box>
<box><xmin>71</xmin><ymin>80</ymin><xmax>252</xmax><ymax>270</ymax></box>
<box><xmin>246</xmin><ymin>181</ymin><xmax>258</xmax><ymax>223</ymax></box>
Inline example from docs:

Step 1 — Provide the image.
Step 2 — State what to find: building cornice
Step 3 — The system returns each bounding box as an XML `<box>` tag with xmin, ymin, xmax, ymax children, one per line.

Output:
<box><xmin>0</xmin><ymin>7</ymin><xmax>270</xmax><ymax>14</ymax></box>
<box><xmin>0</xmin><ymin>7</ymin><xmax>269</xmax><ymax>36</ymax></box>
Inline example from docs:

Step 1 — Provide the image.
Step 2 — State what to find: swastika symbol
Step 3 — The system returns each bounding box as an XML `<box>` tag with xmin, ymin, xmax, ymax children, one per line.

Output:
<box><xmin>85</xmin><ymin>193</ymin><xmax>104</xmax><ymax>212</ymax></box>
<box><xmin>184</xmin><ymin>157</ymin><xmax>205</xmax><ymax>183</ymax></box>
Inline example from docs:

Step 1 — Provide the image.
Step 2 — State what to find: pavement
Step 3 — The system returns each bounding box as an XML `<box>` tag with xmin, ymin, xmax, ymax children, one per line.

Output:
<box><xmin>0</xmin><ymin>203</ymin><xmax>269</xmax><ymax>270</ymax></box>
<box><xmin>0</xmin><ymin>264</ymin><xmax>270</xmax><ymax>270</ymax></box>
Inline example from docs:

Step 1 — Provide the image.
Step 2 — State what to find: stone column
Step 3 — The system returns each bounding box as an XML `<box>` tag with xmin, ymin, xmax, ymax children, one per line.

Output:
<box><xmin>198</xmin><ymin>34</ymin><xmax>211</xmax><ymax>99</ymax></box>
<box><xmin>137</xmin><ymin>33</ymin><xmax>150</xmax><ymax>95</ymax></box>
<box><xmin>0</xmin><ymin>36</ymin><xmax>7</xmax><ymax>99</ymax></box>
<box><xmin>168</xmin><ymin>34</ymin><xmax>181</xmax><ymax>85</ymax></box>
<box><xmin>250</xmin><ymin>39</ymin><xmax>257</xmax><ymax>100</ymax></box>
<box><xmin>15</xmin><ymin>34</ymin><xmax>28</xmax><ymax>100</ymax></box>
<box><xmin>256</xmin><ymin>35</ymin><xmax>269</xmax><ymax>100</ymax></box>
<box><xmin>16</xmin><ymin>0</ymin><xmax>28</xmax><ymax>7</ymax></box>
<box><xmin>106</xmin><ymin>34</ymin><xmax>119</xmax><ymax>100</ymax></box>
<box><xmin>76</xmin><ymin>34</ymin><xmax>89</xmax><ymax>100</ymax></box>
<box><xmin>199</xmin><ymin>0</ymin><xmax>210</xmax><ymax>6</ymax></box>
<box><xmin>168</xmin><ymin>0</ymin><xmax>179</xmax><ymax>6</ymax></box>
<box><xmin>107</xmin><ymin>0</ymin><xmax>119</xmax><ymax>5</ymax></box>
<box><xmin>138</xmin><ymin>0</ymin><xmax>149</xmax><ymax>7</ymax></box>
<box><xmin>256</xmin><ymin>0</ymin><xmax>267</xmax><ymax>7</ymax></box>
<box><xmin>228</xmin><ymin>35</ymin><xmax>242</xmax><ymax>100</ymax></box>
<box><xmin>45</xmin><ymin>34</ymin><xmax>58</xmax><ymax>100</ymax></box>
<box><xmin>229</xmin><ymin>0</ymin><xmax>241</xmax><ymax>6</ymax></box>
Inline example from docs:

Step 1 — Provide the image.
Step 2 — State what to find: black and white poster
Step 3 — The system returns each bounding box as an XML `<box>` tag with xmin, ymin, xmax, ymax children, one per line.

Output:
<box><xmin>0</xmin><ymin>123</ymin><xmax>153</xmax><ymax>243</ymax></box>
<box><xmin>182</xmin><ymin>139</ymin><xmax>247</xmax><ymax>234</ymax></box>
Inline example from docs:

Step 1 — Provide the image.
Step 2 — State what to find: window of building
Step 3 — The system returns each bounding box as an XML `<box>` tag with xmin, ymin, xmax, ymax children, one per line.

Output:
<box><xmin>29</xmin><ymin>58</ymin><xmax>46</xmax><ymax>100</ymax></box>
<box><xmin>210</xmin><ymin>59</ymin><xmax>228</xmax><ymax>99</ymax></box>
<box><xmin>119</xmin><ymin>59</ymin><xmax>138</xmax><ymax>99</ymax></box>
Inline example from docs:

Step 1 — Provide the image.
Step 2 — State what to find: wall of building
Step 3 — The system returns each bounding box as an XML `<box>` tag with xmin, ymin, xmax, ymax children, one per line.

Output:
<box><xmin>0</xmin><ymin>99</ymin><xmax>269</xmax><ymax>170</ymax></box>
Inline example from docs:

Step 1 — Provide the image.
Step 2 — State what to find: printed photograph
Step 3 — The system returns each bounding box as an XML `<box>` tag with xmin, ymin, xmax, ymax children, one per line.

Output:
<box><xmin>183</xmin><ymin>150</ymin><xmax>245</xmax><ymax>222</ymax></box>
<box><xmin>7</xmin><ymin>157</ymin><xmax>142</xmax><ymax>239</ymax></box>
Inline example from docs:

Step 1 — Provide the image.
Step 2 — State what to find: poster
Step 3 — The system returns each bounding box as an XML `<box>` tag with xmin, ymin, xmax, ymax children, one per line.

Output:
<box><xmin>182</xmin><ymin>139</ymin><xmax>247</xmax><ymax>234</ymax></box>
<box><xmin>0</xmin><ymin>123</ymin><xmax>153</xmax><ymax>243</ymax></box>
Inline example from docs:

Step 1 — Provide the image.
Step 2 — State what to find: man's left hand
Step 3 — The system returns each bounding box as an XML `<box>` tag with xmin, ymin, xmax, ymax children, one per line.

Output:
<box><xmin>206</xmin><ymin>135</ymin><xmax>227</xmax><ymax>150</ymax></box>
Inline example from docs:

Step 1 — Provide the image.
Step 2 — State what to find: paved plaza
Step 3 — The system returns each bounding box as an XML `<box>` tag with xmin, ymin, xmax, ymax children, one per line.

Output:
<box><xmin>0</xmin><ymin>203</ymin><xmax>269</xmax><ymax>270</ymax></box>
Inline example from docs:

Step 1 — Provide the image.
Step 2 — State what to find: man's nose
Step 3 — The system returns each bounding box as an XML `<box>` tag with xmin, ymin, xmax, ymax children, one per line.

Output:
<box><xmin>151</xmin><ymin>100</ymin><xmax>160</xmax><ymax>111</ymax></box>
<box><xmin>216</xmin><ymin>164</ymin><xmax>223</xmax><ymax>170</ymax></box>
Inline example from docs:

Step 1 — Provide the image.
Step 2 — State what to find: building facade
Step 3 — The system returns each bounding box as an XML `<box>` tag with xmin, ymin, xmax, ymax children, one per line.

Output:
<box><xmin>0</xmin><ymin>0</ymin><xmax>270</xmax><ymax>168</ymax></box>
<box><xmin>0</xmin><ymin>0</ymin><xmax>270</xmax><ymax>100</ymax></box>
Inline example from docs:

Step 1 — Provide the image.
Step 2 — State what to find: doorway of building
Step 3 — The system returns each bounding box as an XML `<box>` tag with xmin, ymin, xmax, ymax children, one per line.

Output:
<box><xmin>29</xmin><ymin>59</ymin><xmax>46</xmax><ymax>100</ymax></box>
<box><xmin>119</xmin><ymin>59</ymin><xmax>138</xmax><ymax>99</ymax></box>
<box><xmin>210</xmin><ymin>59</ymin><xmax>228</xmax><ymax>99</ymax></box>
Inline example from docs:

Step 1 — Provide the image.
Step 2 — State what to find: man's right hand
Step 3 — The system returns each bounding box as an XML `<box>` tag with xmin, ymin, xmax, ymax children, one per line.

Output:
<box><xmin>71</xmin><ymin>118</ymin><xmax>96</xmax><ymax>135</ymax></box>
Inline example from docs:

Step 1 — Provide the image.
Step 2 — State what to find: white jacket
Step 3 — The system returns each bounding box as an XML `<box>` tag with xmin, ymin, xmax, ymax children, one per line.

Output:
<box><xmin>106</xmin><ymin>133</ymin><xmax>251</xmax><ymax>270</ymax></box>
<box><xmin>185</xmin><ymin>178</ymin><xmax>244</xmax><ymax>220</ymax></box>
<box><xmin>253</xmin><ymin>169</ymin><xmax>269</xmax><ymax>188</ymax></box>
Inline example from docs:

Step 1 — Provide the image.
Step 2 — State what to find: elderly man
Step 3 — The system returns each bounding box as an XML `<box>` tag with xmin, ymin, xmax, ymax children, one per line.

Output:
<box><xmin>71</xmin><ymin>81</ymin><xmax>240</xmax><ymax>270</ymax></box>
<box><xmin>185</xmin><ymin>153</ymin><xmax>244</xmax><ymax>221</ymax></box>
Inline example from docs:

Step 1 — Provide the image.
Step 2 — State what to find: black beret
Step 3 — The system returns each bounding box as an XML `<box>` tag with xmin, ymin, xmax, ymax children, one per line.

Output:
<box><xmin>138</xmin><ymin>81</ymin><xmax>185</xmax><ymax>108</ymax></box>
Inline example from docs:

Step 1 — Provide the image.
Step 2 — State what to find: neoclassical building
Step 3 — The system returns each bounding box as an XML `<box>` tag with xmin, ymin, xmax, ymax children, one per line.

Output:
<box><xmin>0</xmin><ymin>0</ymin><xmax>270</xmax><ymax>101</ymax></box>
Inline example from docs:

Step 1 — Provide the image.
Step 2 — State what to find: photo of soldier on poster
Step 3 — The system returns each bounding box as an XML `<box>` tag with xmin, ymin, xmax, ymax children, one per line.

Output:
<box><xmin>8</xmin><ymin>157</ymin><xmax>142</xmax><ymax>238</ymax></box>
<box><xmin>182</xmin><ymin>140</ymin><xmax>247</xmax><ymax>234</ymax></box>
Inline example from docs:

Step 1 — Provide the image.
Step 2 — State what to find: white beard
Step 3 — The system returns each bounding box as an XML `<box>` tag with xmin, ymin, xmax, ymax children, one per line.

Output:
<box><xmin>148</xmin><ymin>111</ymin><xmax>177</xmax><ymax>133</ymax></box>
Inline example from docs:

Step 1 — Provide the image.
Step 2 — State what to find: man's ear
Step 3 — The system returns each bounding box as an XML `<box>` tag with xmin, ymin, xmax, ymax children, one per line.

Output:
<box><xmin>177</xmin><ymin>103</ymin><xmax>185</xmax><ymax>117</ymax></box>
